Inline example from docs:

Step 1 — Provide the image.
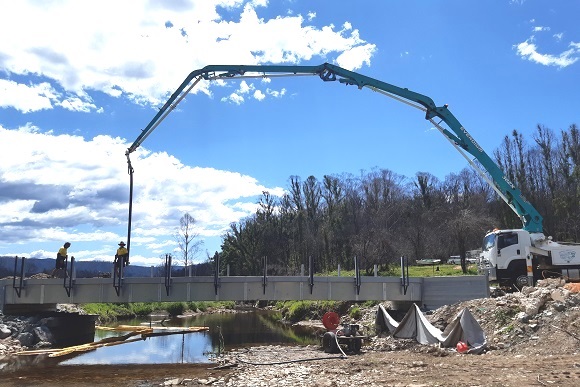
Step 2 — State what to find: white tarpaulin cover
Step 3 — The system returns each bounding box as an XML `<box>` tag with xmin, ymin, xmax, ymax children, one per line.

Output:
<box><xmin>375</xmin><ymin>304</ymin><xmax>487</xmax><ymax>354</ymax></box>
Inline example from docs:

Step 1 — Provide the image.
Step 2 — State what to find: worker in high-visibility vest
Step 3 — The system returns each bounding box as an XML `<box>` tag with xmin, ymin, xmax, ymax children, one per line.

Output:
<box><xmin>114</xmin><ymin>241</ymin><xmax>129</xmax><ymax>277</ymax></box>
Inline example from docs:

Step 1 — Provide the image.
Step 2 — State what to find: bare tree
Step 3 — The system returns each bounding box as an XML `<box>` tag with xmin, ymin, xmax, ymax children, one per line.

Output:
<box><xmin>176</xmin><ymin>213</ymin><xmax>203</xmax><ymax>276</ymax></box>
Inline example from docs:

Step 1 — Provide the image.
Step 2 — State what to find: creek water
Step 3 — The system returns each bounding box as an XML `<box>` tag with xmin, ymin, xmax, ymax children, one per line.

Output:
<box><xmin>63</xmin><ymin>309</ymin><xmax>318</xmax><ymax>365</ymax></box>
<box><xmin>2</xmin><ymin>309</ymin><xmax>319</xmax><ymax>372</ymax></box>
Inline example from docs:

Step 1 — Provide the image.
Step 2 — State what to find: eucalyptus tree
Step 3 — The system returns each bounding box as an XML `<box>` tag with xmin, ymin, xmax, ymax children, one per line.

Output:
<box><xmin>403</xmin><ymin>172</ymin><xmax>447</xmax><ymax>262</ymax></box>
<box><xmin>355</xmin><ymin>168</ymin><xmax>407</xmax><ymax>273</ymax></box>
<box><xmin>442</xmin><ymin>169</ymin><xmax>495</xmax><ymax>272</ymax></box>
<box><xmin>556</xmin><ymin>124</ymin><xmax>580</xmax><ymax>241</ymax></box>
<box><xmin>175</xmin><ymin>212</ymin><xmax>203</xmax><ymax>276</ymax></box>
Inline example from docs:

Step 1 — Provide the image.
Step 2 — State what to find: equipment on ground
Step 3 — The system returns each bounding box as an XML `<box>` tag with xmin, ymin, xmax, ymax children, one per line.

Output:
<box><xmin>321</xmin><ymin>311</ymin><xmax>365</xmax><ymax>354</ymax></box>
<box><xmin>125</xmin><ymin>62</ymin><xmax>580</xmax><ymax>289</ymax></box>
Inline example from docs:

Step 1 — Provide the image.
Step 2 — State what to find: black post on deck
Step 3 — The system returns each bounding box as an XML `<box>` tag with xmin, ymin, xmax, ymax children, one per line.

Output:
<box><xmin>126</xmin><ymin>156</ymin><xmax>134</xmax><ymax>264</ymax></box>
<box><xmin>400</xmin><ymin>256</ymin><xmax>409</xmax><ymax>295</ymax></box>
<box><xmin>12</xmin><ymin>256</ymin><xmax>25</xmax><ymax>297</ymax></box>
<box><xmin>64</xmin><ymin>256</ymin><xmax>75</xmax><ymax>297</ymax></box>
<box><xmin>214</xmin><ymin>253</ymin><xmax>220</xmax><ymax>296</ymax></box>
<box><xmin>164</xmin><ymin>253</ymin><xmax>172</xmax><ymax>296</ymax></box>
<box><xmin>354</xmin><ymin>256</ymin><xmax>361</xmax><ymax>295</ymax></box>
<box><xmin>262</xmin><ymin>256</ymin><xmax>268</xmax><ymax>295</ymax></box>
<box><xmin>308</xmin><ymin>255</ymin><xmax>314</xmax><ymax>294</ymax></box>
<box><xmin>113</xmin><ymin>255</ymin><xmax>124</xmax><ymax>296</ymax></box>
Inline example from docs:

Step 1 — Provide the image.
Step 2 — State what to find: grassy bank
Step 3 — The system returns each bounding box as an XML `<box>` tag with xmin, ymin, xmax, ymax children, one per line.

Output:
<box><xmin>81</xmin><ymin>301</ymin><xmax>235</xmax><ymax>322</ymax></box>
<box><xmin>274</xmin><ymin>300</ymin><xmax>378</xmax><ymax>323</ymax></box>
<box><xmin>325</xmin><ymin>263</ymin><xmax>478</xmax><ymax>277</ymax></box>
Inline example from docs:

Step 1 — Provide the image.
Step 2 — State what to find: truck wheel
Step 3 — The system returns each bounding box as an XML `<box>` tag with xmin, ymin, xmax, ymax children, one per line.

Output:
<box><xmin>322</xmin><ymin>332</ymin><xmax>338</xmax><ymax>354</ymax></box>
<box><xmin>513</xmin><ymin>274</ymin><xmax>530</xmax><ymax>289</ymax></box>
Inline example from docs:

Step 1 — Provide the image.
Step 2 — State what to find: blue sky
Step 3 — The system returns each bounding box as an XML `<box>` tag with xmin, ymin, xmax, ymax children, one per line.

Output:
<box><xmin>1</xmin><ymin>0</ymin><xmax>579</xmax><ymax>267</ymax></box>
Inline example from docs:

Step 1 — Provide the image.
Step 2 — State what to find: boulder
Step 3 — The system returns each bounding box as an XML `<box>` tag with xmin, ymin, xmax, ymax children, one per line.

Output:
<box><xmin>17</xmin><ymin>332</ymin><xmax>34</xmax><ymax>347</ymax></box>
<box><xmin>0</xmin><ymin>324</ymin><xmax>12</xmax><ymax>339</ymax></box>
<box><xmin>33</xmin><ymin>325</ymin><xmax>54</xmax><ymax>344</ymax></box>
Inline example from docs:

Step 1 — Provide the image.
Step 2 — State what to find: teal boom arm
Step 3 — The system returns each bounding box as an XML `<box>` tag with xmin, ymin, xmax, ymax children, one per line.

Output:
<box><xmin>126</xmin><ymin>62</ymin><xmax>543</xmax><ymax>233</ymax></box>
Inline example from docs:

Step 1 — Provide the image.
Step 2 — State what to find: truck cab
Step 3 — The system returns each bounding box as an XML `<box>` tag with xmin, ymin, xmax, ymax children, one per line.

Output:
<box><xmin>479</xmin><ymin>229</ymin><xmax>531</xmax><ymax>288</ymax></box>
<box><xmin>480</xmin><ymin>228</ymin><xmax>580</xmax><ymax>288</ymax></box>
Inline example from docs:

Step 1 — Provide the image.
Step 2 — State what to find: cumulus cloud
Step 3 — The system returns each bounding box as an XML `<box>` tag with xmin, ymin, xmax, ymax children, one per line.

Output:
<box><xmin>0</xmin><ymin>79</ymin><xmax>57</xmax><ymax>113</ymax></box>
<box><xmin>0</xmin><ymin>0</ymin><xmax>377</xmax><ymax>112</ymax></box>
<box><xmin>514</xmin><ymin>23</ymin><xmax>580</xmax><ymax>68</ymax></box>
<box><xmin>515</xmin><ymin>38</ymin><xmax>580</xmax><ymax>68</ymax></box>
<box><xmin>0</xmin><ymin>124</ymin><xmax>285</xmax><ymax>264</ymax></box>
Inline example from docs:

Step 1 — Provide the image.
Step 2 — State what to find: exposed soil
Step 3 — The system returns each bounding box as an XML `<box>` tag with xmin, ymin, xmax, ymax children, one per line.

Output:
<box><xmin>1</xmin><ymin>278</ymin><xmax>579</xmax><ymax>386</ymax></box>
<box><xmin>1</xmin><ymin>347</ymin><xmax>577</xmax><ymax>387</ymax></box>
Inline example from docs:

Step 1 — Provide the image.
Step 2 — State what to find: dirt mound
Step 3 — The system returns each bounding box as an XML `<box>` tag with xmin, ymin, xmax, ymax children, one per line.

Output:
<box><xmin>364</xmin><ymin>278</ymin><xmax>580</xmax><ymax>356</ymax></box>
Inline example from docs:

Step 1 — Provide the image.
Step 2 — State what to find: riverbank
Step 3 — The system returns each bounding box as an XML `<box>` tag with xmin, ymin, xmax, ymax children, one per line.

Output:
<box><xmin>1</xmin><ymin>278</ymin><xmax>579</xmax><ymax>386</ymax></box>
<box><xmin>2</xmin><ymin>344</ymin><xmax>578</xmax><ymax>386</ymax></box>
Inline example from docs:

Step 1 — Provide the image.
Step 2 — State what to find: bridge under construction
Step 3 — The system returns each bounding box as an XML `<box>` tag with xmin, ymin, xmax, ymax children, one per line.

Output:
<box><xmin>1</xmin><ymin>257</ymin><xmax>489</xmax><ymax>315</ymax></box>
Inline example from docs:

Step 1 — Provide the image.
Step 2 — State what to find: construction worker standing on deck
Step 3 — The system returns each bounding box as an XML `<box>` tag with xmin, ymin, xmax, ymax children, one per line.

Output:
<box><xmin>51</xmin><ymin>242</ymin><xmax>70</xmax><ymax>278</ymax></box>
<box><xmin>114</xmin><ymin>241</ymin><xmax>129</xmax><ymax>277</ymax></box>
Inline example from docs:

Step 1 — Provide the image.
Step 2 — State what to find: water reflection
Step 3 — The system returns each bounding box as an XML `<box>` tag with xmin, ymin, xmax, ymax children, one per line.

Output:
<box><xmin>1</xmin><ymin>309</ymin><xmax>318</xmax><ymax>372</ymax></box>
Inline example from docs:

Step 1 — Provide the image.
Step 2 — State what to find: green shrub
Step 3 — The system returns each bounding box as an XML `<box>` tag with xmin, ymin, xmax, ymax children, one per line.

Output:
<box><xmin>165</xmin><ymin>302</ymin><xmax>186</xmax><ymax>316</ymax></box>
<box><xmin>129</xmin><ymin>302</ymin><xmax>156</xmax><ymax>316</ymax></box>
<box><xmin>287</xmin><ymin>301</ymin><xmax>313</xmax><ymax>322</ymax></box>
<box><xmin>349</xmin><ymin>306</ymin><xmax>362</xmax><ymax>319</ymax></box>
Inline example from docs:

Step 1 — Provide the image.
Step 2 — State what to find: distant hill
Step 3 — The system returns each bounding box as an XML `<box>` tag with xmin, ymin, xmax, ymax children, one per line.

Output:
<box><xmin>0</xmin><ymin>256</ymin><xmax>213</xmax><ymax>278</ymax></box>
<box><xmin>1</xmin><ymin>256</ymin><xmax>174</xmax><ymax>278</ymax></box>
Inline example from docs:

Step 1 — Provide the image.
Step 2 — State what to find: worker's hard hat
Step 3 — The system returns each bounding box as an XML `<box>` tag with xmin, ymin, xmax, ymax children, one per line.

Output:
<box><xmin>119</xmin><ymin>241</ymin><xmax>126</xmax><ymax>246</ymax></box>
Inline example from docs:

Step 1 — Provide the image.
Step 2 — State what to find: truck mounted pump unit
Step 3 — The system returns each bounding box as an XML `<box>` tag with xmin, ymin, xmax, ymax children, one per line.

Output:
<box><xmin>125</xmin><ymin>62</ymin><xmax>580</xmax><ymax>289</ymax></box>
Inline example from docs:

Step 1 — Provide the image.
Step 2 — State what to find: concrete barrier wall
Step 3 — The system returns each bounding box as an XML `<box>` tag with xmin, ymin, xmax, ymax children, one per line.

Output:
<box><xmin>421</xmin><ymin>275</ymin><xmax>490</xmax><ymax>310</ymax></box>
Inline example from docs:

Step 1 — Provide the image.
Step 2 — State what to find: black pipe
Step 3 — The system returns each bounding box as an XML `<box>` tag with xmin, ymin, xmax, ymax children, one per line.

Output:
<box><xmin>126</xmin><ymin>156</ymin><xmax>134</xmax><ymax>255</ymax></box>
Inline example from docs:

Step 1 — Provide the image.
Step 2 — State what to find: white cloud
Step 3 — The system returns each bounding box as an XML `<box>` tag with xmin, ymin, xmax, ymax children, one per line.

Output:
<box><xmin>222</xmin><ymin>92</ymin><xmax>245</xmax><ymax>104</ymax></box>
<box><xmin>266</xmin><ymin>88</ymin><xmax>286</xmax><ymax>98</ymax></box>
<box><xmin>253</xmin><ymin>89</ymin><xmax>266</xmax><ymax>101</ymax></box>
<box><xmin>0</xmin><ymin>79</ymin><xmax>58</xmax><ymax>113</ymax></box>
<box><xmin>0</xmin><ymin>124</ymin><xmax>285</xmax><ymax>264</ymax></box>
<box><xmin>336</xmin><ymin>43</ymin><xmax>375</xmax><ymax>70</ymax></box>
<box><xmin>515</xmin><ymin>39</ymin><xmax>580</xmax><ymax>68</ymax></box>
<box><xmin>0</xmin><ymin>0</ymin><xmax>376</xmax><ymax>112</ymax></box>
<box><xmin>58</xmin><ymin>96</ymin><xmax>98</xmax><ymax>113</ymax></box>
<box><xmin>238</xmin><ymin>80</ymin><xmax>254</xmax><ymax>94</ymax></box>
<box><xmin>553</xmin><ymin>33</ymin><xmax>564</xmax><ymax>42</ymax></box>
<box><xmin>533</xmin><ymin>26</ymin><xmax>550</xmax><ymax>32</ymax></box>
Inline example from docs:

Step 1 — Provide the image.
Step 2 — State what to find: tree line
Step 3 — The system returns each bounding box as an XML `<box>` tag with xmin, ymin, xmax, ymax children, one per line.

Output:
<box><xmin>215</xmin><ymin>124</ymin><xmax>579</xmax><ymax>276</ymax></box>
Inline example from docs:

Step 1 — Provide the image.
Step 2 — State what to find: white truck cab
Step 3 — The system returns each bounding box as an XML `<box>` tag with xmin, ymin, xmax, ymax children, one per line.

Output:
<box><xmin>479</xmin><ymin>229</ymin><xmax>580</xmax><ymax>288</ymax></box>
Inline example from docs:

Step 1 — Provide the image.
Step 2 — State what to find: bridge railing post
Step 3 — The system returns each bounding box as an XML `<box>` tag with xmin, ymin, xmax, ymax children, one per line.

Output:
<box><xmin>309</xmin><ymin>255</ymin><xmax>314</xmax><ymax>294</ymax></box>
<box><xmin>113</xmin><ymin>255</ymin><xmax>124</xmax><ymax>296</ymax></box>
<box><xmin>400</xmin><ymin>256</ymin><xmax>409</xmax><ymax>295</ymax></box>
<box><xmin>64</xmin><ymin>256</ymin><xmax>75</xmax><ymax>297</ymax></box>
<box><xmin>214</xmin><ymin>253</ymin><xmax>220</xmax><ymax>296</ymax></box>
<box><xmin>12</xmin><ymin>256</ymin><xmax>25</xmax><ymax>298</ymax></box>
<box><xmin>262</xmin><ymin>256</ymin><xmax>268</xmax><ymax>295</ymax></box>
<box><xmin>164</xmin><ymin>254</ymin><xmax>172</xmax><ymax>296</ymax></box>
<box><xmin>354</xmin><ymin>256</ymin><xmax>361</xmax><ymax>295</ymax></box>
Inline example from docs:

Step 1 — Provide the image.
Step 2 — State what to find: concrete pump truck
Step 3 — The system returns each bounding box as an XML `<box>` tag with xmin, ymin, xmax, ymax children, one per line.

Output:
<box><xmin>125</xmin><ymin>63</ymin><xmax>580</xmax><ymax>289</ymax></box>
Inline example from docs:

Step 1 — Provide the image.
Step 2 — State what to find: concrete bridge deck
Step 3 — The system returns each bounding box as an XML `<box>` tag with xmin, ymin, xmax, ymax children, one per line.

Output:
<box><xmin>1</xmin><ymin>274</ymin><xmax>489</xmax><ymax>314</ymax></box>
